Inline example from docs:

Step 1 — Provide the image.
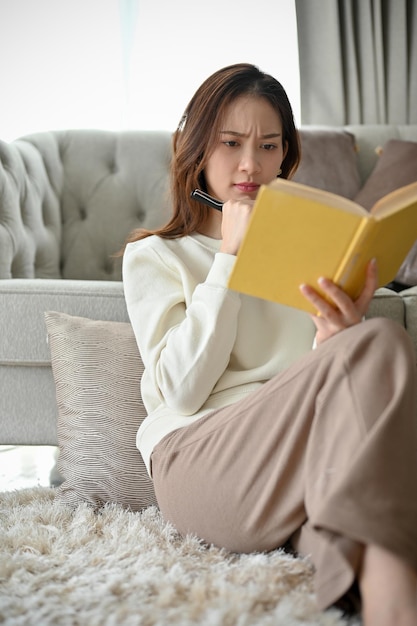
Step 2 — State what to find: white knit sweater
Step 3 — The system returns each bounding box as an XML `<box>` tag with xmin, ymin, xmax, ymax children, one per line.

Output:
<box><xmin>123</xmin><ymin>233</ymin><xmax>316</xmax><ymax>474</ymax></box>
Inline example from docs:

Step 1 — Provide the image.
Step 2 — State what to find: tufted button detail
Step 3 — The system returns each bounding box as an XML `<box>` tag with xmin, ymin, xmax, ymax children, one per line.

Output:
<box><xmin>109</xmin><ymin>160</ymin><xmax>118</xmax><ymax>174</ymax></box>
<box><xmin>79</xmin><ymin>207</ymin><xmax>87</xmax><ymax>220</ymax></box>
<box><xmin>103</xmin><ymin>259</ymin><xmax>114</xmax><ymax>275</ymax></box>
<box><xmin>136</xmin><ymin>208</ymin><xmax>145</xmax><ymax>221</ymax></box>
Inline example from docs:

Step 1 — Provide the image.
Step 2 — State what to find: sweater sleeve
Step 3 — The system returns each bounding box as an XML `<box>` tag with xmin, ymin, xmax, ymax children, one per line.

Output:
<box><xmin>123</xmin><ymin>239</ymin><xmax>242</xmax><ymax>415</ymax></box>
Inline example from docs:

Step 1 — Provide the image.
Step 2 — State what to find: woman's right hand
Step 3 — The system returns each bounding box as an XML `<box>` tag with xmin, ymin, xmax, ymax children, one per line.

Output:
<box><xmin>219</xmin><ymin>199</ymin><xmax>255</xmax><ymax>255</ymax></box>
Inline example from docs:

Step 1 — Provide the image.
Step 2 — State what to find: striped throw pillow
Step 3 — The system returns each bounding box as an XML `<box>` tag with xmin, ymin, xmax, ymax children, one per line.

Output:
<box><xmin>44</xmin><ymin>311</ymin><xmax>157</xmax><ymax>511</ymax></box>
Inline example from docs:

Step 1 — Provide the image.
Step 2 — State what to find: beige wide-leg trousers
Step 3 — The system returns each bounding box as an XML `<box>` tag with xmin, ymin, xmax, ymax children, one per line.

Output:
<box><xmin>150</xmin><ymin>318</ymin><xmax>417</xmax><ymax>610</ymax></box>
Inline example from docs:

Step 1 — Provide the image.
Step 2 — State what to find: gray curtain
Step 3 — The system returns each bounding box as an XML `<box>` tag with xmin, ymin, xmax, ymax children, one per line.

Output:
<box><xmin>295</xmin><ymin>0</ymin><xmax>417</xmax><ymax>124</ymax></box>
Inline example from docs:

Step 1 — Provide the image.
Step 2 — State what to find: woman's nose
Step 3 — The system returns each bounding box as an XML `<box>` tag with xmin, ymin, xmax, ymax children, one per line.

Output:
<box><xmin>239</xmin><ymin>151</ymin><xmax>261</xmax><ymax>174</ymax></box>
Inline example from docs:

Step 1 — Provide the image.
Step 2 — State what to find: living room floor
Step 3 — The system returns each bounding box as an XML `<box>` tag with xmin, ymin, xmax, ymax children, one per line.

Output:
<box><xmin>0</xmin><ymin>445</ymin><xmax>57</xmax><ymax>491</ymax></box>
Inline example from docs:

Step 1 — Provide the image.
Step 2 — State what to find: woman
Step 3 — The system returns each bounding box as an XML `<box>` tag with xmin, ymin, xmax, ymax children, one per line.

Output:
<box><xmin>123</xmin><ymin>63</ymin><xmax>417</xmax><ymax>625</ymax></box>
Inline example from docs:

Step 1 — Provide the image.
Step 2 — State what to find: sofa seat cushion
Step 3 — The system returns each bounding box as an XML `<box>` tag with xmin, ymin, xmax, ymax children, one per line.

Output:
<box><xmin>0</xmin><ymin>278</ymin><xmax>130</xmax><ymax>445</ymax></box>
<box><xmin>0</xmin><ymin>279</ymin><xmax>128</xmax><ymax>365</ymax></box>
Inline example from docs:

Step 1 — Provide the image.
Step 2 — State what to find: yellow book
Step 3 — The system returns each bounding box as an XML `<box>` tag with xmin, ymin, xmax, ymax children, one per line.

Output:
<box><xmin>227</xmin><ymin>179</ymin><xmax>417</xmax><ymax>314</ymax></box>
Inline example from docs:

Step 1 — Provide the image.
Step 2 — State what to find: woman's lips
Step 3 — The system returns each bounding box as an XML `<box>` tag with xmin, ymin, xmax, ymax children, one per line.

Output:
<box><xmin>234</xmin><ymin>183</ymin><xmax>260</xmax><ymax>194</ymax></box>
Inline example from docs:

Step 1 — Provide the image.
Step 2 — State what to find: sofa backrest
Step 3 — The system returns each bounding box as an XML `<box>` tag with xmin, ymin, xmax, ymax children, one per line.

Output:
<box><xmin>1</xmin><ymin>125</ymin><xmax>416</xmax><ymax>281</ymax></box>
<box><xmin>0</xmin><ymin>130</ymin><xmax>172</xmax><ymax>281</ymax></box>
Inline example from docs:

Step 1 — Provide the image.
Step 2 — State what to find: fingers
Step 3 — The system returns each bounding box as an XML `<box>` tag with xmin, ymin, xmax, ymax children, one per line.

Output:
<box><xmin>299</xmin><ymin>259</ymin><xmax>379</xmax><ymax>344</ymax></box>
<box><xmin>300</xmin><ymin>280</ymin><xmax>362</xmax><ymax>326</ymax></box>
<box><xmin>220</xmin><ymin>200</ymin><xmax>254</xmax><ymax>255</ymax></box>
<box><xmin>355</xmin><ymin>257</ymin><xmax>378</xmax><ymax>313</ymax></box>
<box><xmin>301</xmin><ymin>259</ymin><xmax>378</xmax><ymax>320</ymax></box>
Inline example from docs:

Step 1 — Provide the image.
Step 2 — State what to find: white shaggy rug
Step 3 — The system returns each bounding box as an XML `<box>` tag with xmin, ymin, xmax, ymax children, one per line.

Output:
<box><xmin>0</xmin><ymin>487</ymin><xmax>361</xmax><ymax>626</ymax></box>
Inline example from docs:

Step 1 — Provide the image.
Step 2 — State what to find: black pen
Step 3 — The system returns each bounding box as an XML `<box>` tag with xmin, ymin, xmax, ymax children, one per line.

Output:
<box><xmin>191</xmin><ymin>189</ymin><xmax>224</xmax><ymax>212</ymax></box>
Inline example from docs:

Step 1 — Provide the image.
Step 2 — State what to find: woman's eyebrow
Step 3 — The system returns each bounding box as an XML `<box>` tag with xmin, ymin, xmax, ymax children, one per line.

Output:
<box><xmin>220</xmin><ymin>130</ymin><xmax>281</xmax><ymax>139</ymax></box>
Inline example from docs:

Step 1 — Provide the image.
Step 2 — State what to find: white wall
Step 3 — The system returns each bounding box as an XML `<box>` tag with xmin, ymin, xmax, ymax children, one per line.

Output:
<box><xmin>0</xmin><ymin>0</ymin><xmax>300</xmax><ymax>142</ymax></box>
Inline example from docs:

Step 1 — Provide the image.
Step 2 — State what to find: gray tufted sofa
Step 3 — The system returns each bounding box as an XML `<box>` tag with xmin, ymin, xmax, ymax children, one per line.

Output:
<box><xmin>1</xmin><ymin>125</ymin><xmax>417</xmax><ymax>446</ymax></box>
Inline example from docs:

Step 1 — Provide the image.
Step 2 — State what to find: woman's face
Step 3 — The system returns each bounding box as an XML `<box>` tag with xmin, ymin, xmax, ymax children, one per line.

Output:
<box><xmin>204</xmin><ymin>95</ymin><xmax>287</xmax><ymax>203</ymax></box>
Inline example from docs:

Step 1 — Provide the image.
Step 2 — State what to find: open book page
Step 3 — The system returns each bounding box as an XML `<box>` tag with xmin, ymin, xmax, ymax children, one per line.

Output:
<box><xmin>269</xmin><ymin>178</ymin><xmax>368</xmax><ymax>216</ymax></box>
<box><xmin>371</xmin><ymin>181</ymin><xmax>417</xmax><ymax>218</ymax></box>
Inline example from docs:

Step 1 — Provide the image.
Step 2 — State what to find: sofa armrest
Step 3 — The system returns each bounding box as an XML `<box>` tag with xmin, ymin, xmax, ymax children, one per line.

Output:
<box><xmin>401</xmin><ymin>287</ymin><xmax>417</xmax><ymax>358</ymax></box>
<box><xmin>365</xmin><ymin>287</ymin><xmax>405</xmax><ymax>326</ymax></box>
<box><xmin>366</xmin><ymin>286</ymin><xmax>417</xmax><ymax>361</ymax></box>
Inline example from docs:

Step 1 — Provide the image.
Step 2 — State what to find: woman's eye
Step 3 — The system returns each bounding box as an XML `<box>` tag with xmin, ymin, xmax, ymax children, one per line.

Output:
<box><xmin>223</xmin><ymin>140</ymin><xmax>239</xmax><ymax>147</ymax></box>
<box><xmin>262</xmin><ymin>143</ymin><xmax>277</xmax><ymax>151</ymax></box>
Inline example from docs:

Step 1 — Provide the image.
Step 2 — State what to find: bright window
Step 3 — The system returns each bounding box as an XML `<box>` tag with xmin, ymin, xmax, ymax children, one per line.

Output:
<box><xmin>0</xmin><ymin>0</ymin><xmax>300</xmax><ymax>142</ymax></box>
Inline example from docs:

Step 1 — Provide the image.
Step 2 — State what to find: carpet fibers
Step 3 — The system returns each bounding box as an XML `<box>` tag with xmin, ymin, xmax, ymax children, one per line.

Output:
<box><xmin>0</xmin><ymin>487</ymin><xmax>360</xmax><ymax>626</ymax></box>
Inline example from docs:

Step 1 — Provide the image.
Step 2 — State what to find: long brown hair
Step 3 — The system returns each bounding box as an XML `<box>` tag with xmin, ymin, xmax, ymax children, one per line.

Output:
<box><xmin>125</xmin><ymin>63</ymin><xmax>301</xmax><ymax>244</ymax></box>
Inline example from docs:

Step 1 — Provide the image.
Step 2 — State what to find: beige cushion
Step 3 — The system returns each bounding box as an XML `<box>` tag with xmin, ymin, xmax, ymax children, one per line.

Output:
<box><xmin>293</xmin><ymin>129</ymin><xmax>361</xmax><ymax>199</ymax></box>
<box><xmin>354</xmin><ymin>140</ymin><xmax>417</xmax><ymax>286</ymax></box>
<box><xmin>354</xmin><ymin>139</ymin><xmax>417</xmax><ymax>210</ymax></box>
<box><xmin>397</xmin><ymin>241</ymin><xmax>417</xmax><ymax>287</ymax></box>
<box><xmin>44</xmin><ymin>311</ymin><xmax>157</xmax><ymax>511</ymax></box>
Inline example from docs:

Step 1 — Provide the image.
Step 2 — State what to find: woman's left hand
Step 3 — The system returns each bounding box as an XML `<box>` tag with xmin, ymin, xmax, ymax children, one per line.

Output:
<box><xmin>299</xmin><ymin>258</ymin><xmax>378</xmax><ymax>345</ymax></box>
